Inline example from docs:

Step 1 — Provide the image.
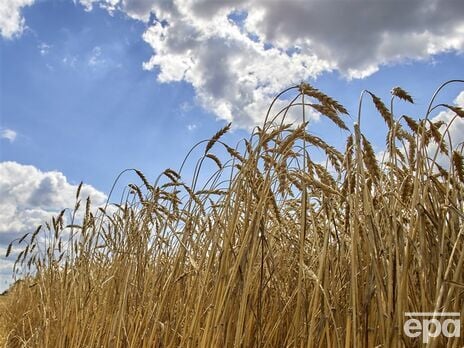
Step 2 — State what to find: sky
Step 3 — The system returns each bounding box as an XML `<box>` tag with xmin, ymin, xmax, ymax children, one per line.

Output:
<box><xmin>0</xmin><ymin>0</ymin><xmax>463</xmax><ymax>291</ymax></box>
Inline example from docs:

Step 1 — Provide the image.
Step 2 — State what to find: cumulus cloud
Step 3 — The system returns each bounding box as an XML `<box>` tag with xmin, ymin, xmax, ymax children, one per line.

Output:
<box><xmin>0</xmin><ymin>161</ymin><xmax>106</xmax><ymax>291</ymax></box>
<box><xmin>243</xmin><ymin>0</ymin><xmax>464</xmax><ymax>78</ymax></box>
<box><xmin>3</xmin><ymin>0</ymin><xmax>463</xmax><ymax>126</ymax></box>
<box><xmin>78</xmin><ymin>0</ymin><xmax>464</xmax><ymax>128</ymax></box>
<box><xmin>0</xmin><ymin>0</ymin><xmax>34</xmax><ymax>39</ymax></box>
<box><xmin>141</xmin><ymin>14</ymin><xmax>327</xmax><ymax>127</ymax></box>
<box><xmin>0</xmin><ymin>128</ymin><xmax>17</xmax><ymax>142</ymax></box>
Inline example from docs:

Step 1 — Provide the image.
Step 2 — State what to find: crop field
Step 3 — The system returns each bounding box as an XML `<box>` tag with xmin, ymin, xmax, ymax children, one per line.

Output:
<box><xmin>2</xmin><ymin>81</ymin><xmax>464</xmax><ymax>347</ymax></box>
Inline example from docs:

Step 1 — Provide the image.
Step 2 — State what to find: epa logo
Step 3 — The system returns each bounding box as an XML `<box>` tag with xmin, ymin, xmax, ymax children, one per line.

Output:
<box><xmin>404</xmin><ymin>312</ymin><xmax>461</xmax><ymax>344</ymax></box>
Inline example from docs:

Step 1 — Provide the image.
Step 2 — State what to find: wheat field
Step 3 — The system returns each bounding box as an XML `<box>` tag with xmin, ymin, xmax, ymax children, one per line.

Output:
<box><xmin>2</xmin><ymin>81</ymin><xmax>464</xmax><ymax>347</ymax></box>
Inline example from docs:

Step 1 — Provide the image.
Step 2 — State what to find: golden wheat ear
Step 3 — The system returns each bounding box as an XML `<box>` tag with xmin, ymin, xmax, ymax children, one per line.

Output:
<box><xmin>205</xmin><ymin>122</ymin><xmax>232</xmax><ymax>154</ymax></box>
<box><xmin>4</xmin><ymin>80</ymin><xmax>464</xmax><ymax>348</ymax></box>
<box><xmin>391</xmin><ymin>86</ymin><xmax>414</xmax><ymax>104</ymax></box>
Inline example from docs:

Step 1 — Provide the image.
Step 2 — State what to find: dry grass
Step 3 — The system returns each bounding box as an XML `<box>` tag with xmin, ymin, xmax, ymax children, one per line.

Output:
<box><xmin>0</xmin><ymin>294</ymin><xmax>9</xmax><ymax>346</ymax></box>
<box><xmin>3</xmin><ymin>80</ymin><xmax>464</xmax><ymax>347</ymax></box>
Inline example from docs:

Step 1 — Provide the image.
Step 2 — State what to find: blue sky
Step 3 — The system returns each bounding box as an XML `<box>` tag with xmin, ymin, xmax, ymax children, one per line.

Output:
<box><xmin>0</xmin><ymin>0</ymin><xmax>463</xmax><ymax>291</ymax></box>
<box><xmin>1</xmin><ymin>1</ymin><xmax>237</xmax><ymax>192</ymax></box>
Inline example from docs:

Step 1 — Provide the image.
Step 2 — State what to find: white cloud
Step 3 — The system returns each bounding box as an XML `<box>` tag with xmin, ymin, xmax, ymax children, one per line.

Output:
<box><xmin>60</xmin><ymin>47</ymin><xmax>121</xmax><ymax>72</ymax></box>
<box><xmin>187</xmin><ymin>123</ymin><xmax>197</xmax><ymax>131</ymax></box>
<box><xmin>242</xmin><ymin>0</ymin><xmax>464</xmax><ymax>79</ymax></box>
<box><xmin>0</xmin><ymin>161</ymin><xmax>107</xmax><ymax>291</ymax></box>
<box><xmin>38</xmin><ymin>42</ymin><xmax>51</xmax><ymax>55</ymax></box>
<box><xmin>139</xmin><ymin>7</ymin><xmax>328</xmax><ymax>128</ymax></box>
<box><xmin>78</xmin><ymin>0</ymin><xmax>464</xmax><ymax>128</ymax></box>
<box><xmin>62</xmin><ymin>55</ymin><xmax>78</xmax><ymax>68</ymax></box>
<box><xmin>179</xmin><ymin>101</ymin><xmax>194</xmax><ymax>115</ymax></box>
<box><xmin>88</xmin><ymin>46</ymin><xmax>105</xmax><ymax>66</ymax></box>
<box><xmin>3</xmin><ymin>0</ymin><xmax>462</xmax><ymax>128</ymax></box>
<box><xmin>0</xmin><ymin>128</ymin><xmax>17</xmax><ymax>142</ymax></box>
<box><xmin>431</xmin><ymin>90</ymin><xmax>464</xmax><ymax>158</ymax></box>
<box><xmin>0</xmin><ymin>0</ymin><xmax>34</xmax><ymax>39</ymax></box>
